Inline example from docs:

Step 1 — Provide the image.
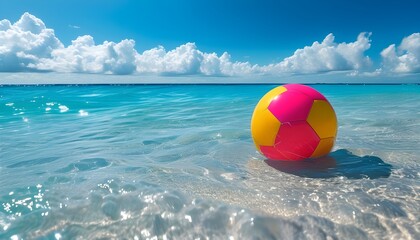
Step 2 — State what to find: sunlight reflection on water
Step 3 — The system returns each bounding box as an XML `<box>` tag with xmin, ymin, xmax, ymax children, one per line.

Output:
<box><xmin>0</xmin><ymin>84</ymin><xmax>419</xmax><ymax>239</ymax></box>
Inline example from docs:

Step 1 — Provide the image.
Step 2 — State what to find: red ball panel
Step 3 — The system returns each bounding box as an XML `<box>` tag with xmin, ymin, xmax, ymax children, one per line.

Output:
<box><xmin>284</xmin><ymin>84</ymin><xmax>327</xmax><ymax>100</ymax></box>
<box><xmin>267</xmin><ymin>90</ymin><xmax>314</xmax><ymax>123</ymax></box>
<box><xmin>260</xmin><ymin>121</ymin><xmax>320</xmax><ymax>160</ymax></box>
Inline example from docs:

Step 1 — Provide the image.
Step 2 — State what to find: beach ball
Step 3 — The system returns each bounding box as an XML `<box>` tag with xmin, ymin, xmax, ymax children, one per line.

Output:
<box><xmin>251</xmin><ymin>84</ymin><xmax>337</xmax><ymax>161</ymax></box>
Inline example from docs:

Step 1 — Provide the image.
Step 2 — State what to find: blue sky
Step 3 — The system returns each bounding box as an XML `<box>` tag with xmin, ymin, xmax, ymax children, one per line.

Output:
<box><xmin>0</xmin><ymin>0</ymin><xmax>419</xmax><ymax>82</ymax></box>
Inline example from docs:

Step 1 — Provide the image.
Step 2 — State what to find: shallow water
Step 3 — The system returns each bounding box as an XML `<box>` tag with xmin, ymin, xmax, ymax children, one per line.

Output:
<box><xmin>0</xmin><ymin>84</ymin><xmax>419</xmax><ymax>239</ymax></box>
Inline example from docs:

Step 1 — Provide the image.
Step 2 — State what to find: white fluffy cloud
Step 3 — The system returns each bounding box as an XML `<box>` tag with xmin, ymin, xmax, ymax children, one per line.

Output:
<box><xmin>262</xmin><ymin>33</ymin><xmax>372</xmax><ymax>74</ymax></box>
<box><xmin>381</xmin><ymin>33</ymin><xmax>420</xmax><ymax>73</ymax></box>
<box><xmin>0</xmin><ymin>13</ymin><xmax>254</xmax><ymax>75</ymax></box>
<box><xmin>0</xmin><ymin>13</ymin><xmax>419</xmax><ymax>77</ymax></box>
<box><xmin>135</xmin><ymin>43</ymin><xmax>257</xmax><ymax>76</ymax></box>
<box><xmin>32</xmin><ymin>35</ymin><xmax>137</xmax><ymax>74</ymax></box>
<box><xmin>0</xmin><ymin>12</ymin><xmax>62</xmax><ymax>71</ymax></box>
<box><xmin>136</xmin><ymin>43</ymin><xmax>203</xmax><ymax>75</ymax></box>
<box><xmin>0</xmin><ymin>13</ymin><xmax>138</xmax><ymax>74</ymax></box>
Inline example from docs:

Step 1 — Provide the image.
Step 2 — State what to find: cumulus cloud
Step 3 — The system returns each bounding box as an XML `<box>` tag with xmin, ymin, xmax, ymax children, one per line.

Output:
<box><xmin>381</xmin><ymin>33</ymin><xmax>420</xmax><ymax>73</ymax></box>
<box><xmin>0</xmin><ymin>12</ymin><xmax>62</xmax><ymax>71</ymax></box>
<box><xmin>135</xmin><ymin>43</ymin><xmax>257</xmax><ymax>76</ymax></box>
<box><xmin>1</xmin><ymin>13</ymin><xmax>419</xmax><ymax>77</ymax></box>
<box><xmin>136</xmin><ymin>43</ymin><xmax>202</xmax><ymax>75</ymax></box>
<box><xmin>262</xmin><ymin>33</ymin><xmax>372</xmax><ymax>74</ymax></box>
<box><xmin>0</xmin><ymin>13</ymin><xmax>138</xmax><ymax>74</ymax></box>
<box><xmin>32</xmin><ymin>35</ymin><xmax>138</xmax><ymax>74</ymax></box>
<box><xmin>0</xmin><ymin>13</ymin><xmax>254</xmax><ymax>75</ymax></box>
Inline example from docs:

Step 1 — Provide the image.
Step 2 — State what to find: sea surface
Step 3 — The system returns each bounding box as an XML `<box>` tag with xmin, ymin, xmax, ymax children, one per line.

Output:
<box><xmin>0</xmin><ymin>84</ymin><xmax>419</xmax><ymax>239</ymax></box>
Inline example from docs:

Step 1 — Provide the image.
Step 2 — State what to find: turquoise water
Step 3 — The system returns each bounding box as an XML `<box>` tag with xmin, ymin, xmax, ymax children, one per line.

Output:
<box><xmin>0</xmin><ymin>84</ymin><xmax>419</xmax><ymax>239</ymax></box>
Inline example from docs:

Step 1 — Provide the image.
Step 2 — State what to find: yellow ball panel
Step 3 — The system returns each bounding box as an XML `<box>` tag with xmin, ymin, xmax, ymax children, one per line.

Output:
<box><xmin>254</xmin><ymin>86</ymin><xmax>287</xmax><ymax>112</ymax></box>
<box><xmin>251</xmin><ymin>109</ymin><xmax>281</xmax><ymax>151</ymax></box>
<box><xmin>310</xmin><ymin>137</ymin><xmax>335</xmax><ymax>158</ymax></box>
<box><xmin>307</xmin><ymin>100</ymin><xmax>337</xmax><ymax>139</ymax></box>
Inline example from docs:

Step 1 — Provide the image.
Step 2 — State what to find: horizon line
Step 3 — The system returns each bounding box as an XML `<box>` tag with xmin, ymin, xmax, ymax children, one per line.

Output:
<box><xmin>1</xmin><ymin>83</ymin><xmax>419</xmax><ymax>87</ymax></box>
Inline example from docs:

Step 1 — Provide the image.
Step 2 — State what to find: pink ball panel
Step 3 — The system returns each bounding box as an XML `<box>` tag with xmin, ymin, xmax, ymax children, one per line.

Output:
<box><xmin>260</xmin><ymin>121</ymin><xmax>320</xmax><ymax>160</ymax></box>
<box><xmin>284</xmin><ymin>84</ymin><xmax>327</xmax><ymax>100</ymax></box>
<box><xmin>268</xmin><ymin>91</ymin><xmax>313</xmax><ymax>122</ymax></box>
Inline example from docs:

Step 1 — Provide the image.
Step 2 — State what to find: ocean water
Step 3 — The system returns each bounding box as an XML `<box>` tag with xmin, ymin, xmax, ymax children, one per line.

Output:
<box><xmin>0</xmin><ymin>84</ymin><xmax>419</xmax><ymax>239</ymax></box>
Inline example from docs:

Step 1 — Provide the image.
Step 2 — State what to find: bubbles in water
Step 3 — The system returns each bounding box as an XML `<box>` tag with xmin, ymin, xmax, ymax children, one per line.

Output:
<box><xmin>58</xmin><ymin>105</ymin><xmax>69</xmax><ymax>113</ymax></box>
<box><xmin>78</xmin><ymin>110</ymin><xmax>88</xmax><ymax>116</ymax></box>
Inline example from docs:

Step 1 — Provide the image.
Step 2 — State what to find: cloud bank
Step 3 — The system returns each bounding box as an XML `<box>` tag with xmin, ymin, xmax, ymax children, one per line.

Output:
<box><xmin>0</xmin><ymin>13</ymin><xmax>419</xmax><ymax>77</ymax></box>
<box><xmin>0</xmin><ymin>13</ymin><xmax>63</xmax><ymax>72</ymax></box>
<box><xmin>135</xmin><ymin>43</ymin><xmax>258</xmax><ymax>76</ymax></box>
<box><xmin>381</xmin><ymin>33</ymin><xmax>420</xmax><ymax>73</ymax></box>
<box><xmin>263</xmin><ymin>33</ymin><xmax>372</xmax><ymax>74</ymax></box>
<box><xmin>32</xmin><ymin>35</ymin><xmax>138</xmax><ymax>75</ymax></box>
